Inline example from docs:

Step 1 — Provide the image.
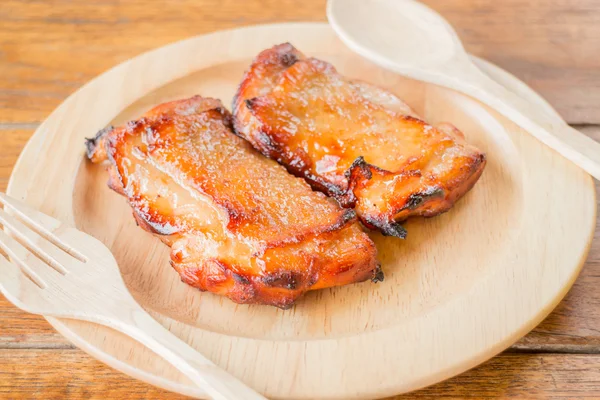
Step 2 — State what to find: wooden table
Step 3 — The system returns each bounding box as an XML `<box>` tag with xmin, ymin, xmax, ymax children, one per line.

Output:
<box><xmin>1</xmin><ymin>1</ymin><xmax>599</xmax><ymax>398</ymax></box>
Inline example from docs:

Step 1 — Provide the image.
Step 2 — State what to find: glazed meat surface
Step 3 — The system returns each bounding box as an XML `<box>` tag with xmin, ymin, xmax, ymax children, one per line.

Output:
<box><xmin>86</xmin><ymin>96</ymin><xmax>379</xmax><ymax>308</ymax></box>
<box><xmin>233</xmin><ymin>43</ymin><xmax>486</xmax><ymax>237</ymax></box>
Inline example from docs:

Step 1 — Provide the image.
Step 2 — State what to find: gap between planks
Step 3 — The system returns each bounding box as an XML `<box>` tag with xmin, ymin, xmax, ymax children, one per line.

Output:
<box><xmin>0</xmin><ymin>122</ymin><xmax>40</xmax><ymax>130</ymax></box>
<box><xmin>0</xmin><ymin>338</ymin><xmax>74</xmax><ymax>350</ymax></box>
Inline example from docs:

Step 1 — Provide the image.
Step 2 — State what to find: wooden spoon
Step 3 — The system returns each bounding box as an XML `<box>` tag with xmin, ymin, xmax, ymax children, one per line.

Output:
<box><xmin>327</xmin><ymin>0</ymin><xmax>600</xmax><ymax>180</ymax></box>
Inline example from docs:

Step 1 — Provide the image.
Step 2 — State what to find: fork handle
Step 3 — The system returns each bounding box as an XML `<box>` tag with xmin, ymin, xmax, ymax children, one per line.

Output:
<box><xmin>92</xmin><ymin>301</ymin><xmax>267</xmax><ymax>400</ymax></box>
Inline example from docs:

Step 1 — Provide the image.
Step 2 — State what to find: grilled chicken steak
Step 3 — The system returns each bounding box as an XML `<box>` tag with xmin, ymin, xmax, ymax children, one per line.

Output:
<box><xmin>86</xmin><ymin>96</ymin><xmax>379</xmax><ymax>308</ymax></box>
<box><xmin>233</xmin><ymin>43</ymin><xmax>486</xmax><ymax>238</ymax></box>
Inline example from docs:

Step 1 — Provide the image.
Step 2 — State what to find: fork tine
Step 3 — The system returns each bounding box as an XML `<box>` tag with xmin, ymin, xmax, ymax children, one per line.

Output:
<box><xmin>0</xmin><ymin>207</ymin><xmax>69</xmax><ymax>275</ymax></box>
<box><xmin>0</xmin><ymin>229</ymin><xmax>48</xmax><ymax>288</ymax></box>
<box><xmin>0</xmin><ymin>253</ymin><xmax>45</xmax><ymax>311</ymax></box>
<box><xmin>0</xmin><ymin>193</ymin><xmax>86</xmax><ymax>262</ymax></box>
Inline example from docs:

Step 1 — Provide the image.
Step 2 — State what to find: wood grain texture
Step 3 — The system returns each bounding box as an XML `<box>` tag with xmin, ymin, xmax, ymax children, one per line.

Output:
<box><xmin>0</xmin><ymin>0</ymin><xmax>326</xmax><ymax>124</ymax></box>
<box><xmin>0</xmin><ymin>129</ymin><xmax>35</xmax><ymax>193</ymax></box>
<box><xmin>0</xmin><ymin>0</ymin><xmax>599</xmax><ymax>398</ymax></box>
<box><xmin>398</xmin><ymin>353</ymin><xmax>600</xmax><ymax>399</ymax></box>
<box><xmin>0</xmin><ymin>350</ymin><xmax>187</xmax><ymax>400</ymax></box>
<box><xmin>2</xmin><ymin>0</ymin><xmax>599</xmax><ymax>123</ymax></box>
<box><xmin>0</xmin><ymin>296</ymin><xmax>70</xmax><ymax>349</ymax></box>
<box><xmin>3</xmin><ymin>350</ymin><xmax>600</xmax><ymax>399</ymax></box>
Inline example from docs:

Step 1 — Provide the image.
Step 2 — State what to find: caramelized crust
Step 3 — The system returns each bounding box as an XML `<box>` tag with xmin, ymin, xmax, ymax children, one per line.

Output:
<box><xmin>233</xmin><ymin>43</ymin><xmax>486</xmax><ymax>237</ymax></box>
<box><xmin>86</xmin><ymin>96</ymin><xmax>378</xmax><ymax>308</ymax></box>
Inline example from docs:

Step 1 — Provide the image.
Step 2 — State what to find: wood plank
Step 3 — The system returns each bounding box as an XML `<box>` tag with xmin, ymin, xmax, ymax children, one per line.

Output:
<box><xmin>1</xmin><ymin>0</ymin><xmax>599</xmax><ymax>123</ymax></box>
<box><xmin>2</xmin><ymin>349</ymin><xmax>600</xmax><ymax>399</ymax></box>
<box><xmin>399</xmin><ymin>353</ymin><xmax>600</xmax><ymax>399</ymax></box>
<box><xmin>0</xmin><ymin>349</ymin><xmax>186</xmax><ymax>399</ymax></box>
<box><xmin>0</xmin><ymin>129</ymin><xmax>35</xmax><ymax>192</ymax></box>
<box><xmin>0</xmin><ymin>296</ymin><xmax>70</xmax><ymax>349</ymax></box>
<box><xmin>0</xmin><ymin>0</ymin><xmax>326</xmax><ymax>124</ymax></box>
<box><xmin>517</xmin><ymin>262</ymin><xmax>600</xmax><ymax>352</ymax></box>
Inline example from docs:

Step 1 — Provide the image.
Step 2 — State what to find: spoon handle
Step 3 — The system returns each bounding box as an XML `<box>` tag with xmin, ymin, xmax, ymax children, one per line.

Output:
<box><xmin>452</xmin><ymin>65</ymin><xmax>600</xmax><ymax>180</ymax></box>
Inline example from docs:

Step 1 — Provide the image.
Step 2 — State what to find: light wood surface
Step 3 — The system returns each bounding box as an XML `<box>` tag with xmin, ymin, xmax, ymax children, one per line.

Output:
<box><xmin>4</xmin><ymin>21</ymin><xmax>596</xmax><ymax>399</ymax></box>
<box><xmin>0</xmin><ymin>194</ymin><xmax>265</xmax><ymax>400</ymax></box>
<box><xmin>1</xmin><ymin>1</ymin><xmax>599</xmax><ymax>399</ymax></box>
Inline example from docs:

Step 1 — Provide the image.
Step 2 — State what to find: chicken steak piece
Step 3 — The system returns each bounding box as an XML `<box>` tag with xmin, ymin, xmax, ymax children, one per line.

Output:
<box><xmin>233</xmin><ymin>43</ymin><xmax>486</xmax><ymax>238</ymax></box>
<box><xmin>87</xmin><ymin>96</ymin><xmax>379</xmax><ymax>308</ymax></box>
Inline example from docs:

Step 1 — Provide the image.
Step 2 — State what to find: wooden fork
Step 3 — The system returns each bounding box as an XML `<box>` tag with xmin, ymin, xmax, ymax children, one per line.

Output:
<box><xmin>0</xmin><ymin>192</ymin><xmax>266</xmax><ymax>400</ymax></box>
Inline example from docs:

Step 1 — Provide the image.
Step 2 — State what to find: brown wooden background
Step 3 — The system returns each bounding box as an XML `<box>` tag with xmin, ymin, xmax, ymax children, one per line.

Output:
<box><xmin>1</xmin><ymin>0</ymin><xmax>599</xmax><ymax>398</ymax></box>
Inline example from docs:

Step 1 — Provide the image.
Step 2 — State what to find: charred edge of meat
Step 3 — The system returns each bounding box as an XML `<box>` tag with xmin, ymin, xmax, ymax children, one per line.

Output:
<box><xmin>339</xmin><ymin>156</ymin><xmax>380</xmax><ymax>208</ymax></box>
<box><xmin>262</xmin><ymin>270</ymin><xmax>302</xmax><ymax>290</ymax></box>
<box><xmin>371</xmin><ymin>264</ymin><xmax>385</xmax><ymax>283</ymax></box>
<box><xmin>244</xmin><ymin>97</ymin><xmax>257</xmax><ymax>109</ymax></box>
<box><xmin>318</xmin><ymin>179</ymin><xmax>347</xmax><ymax>199</ymax></box>
<box><xmin>336</xmin><ymin>156</ymin><xmax>371</xmax><ymax>208</ymax></box>
<box><xmin>210</xmin><ymin>260</ymin><xmax>261</xmax><ymax>304</ymax></box>
<box><xmin>338</xmin><ymin>209</ymin><xmax>357</xmax><ymax>226</ymax></box>
<box><xmin>335</xmin><ymin>190</ymin><xmax>357</xmax><ymax>209</ymax></box>
<box><xmin>363</xmin><ymin>215</ymin><xmax>408</xmax><ymax>239</ymax></box>
<box><xmin>473</xmin><ymin>153</ymin><xmax>487</xmax><ymax>171</ymax></box>
<box><xmin>106</xmin><ymin>167</ymin><xmax>126</xmax><ymax>196</ymax></box>
<box><xmin>284</xmin><ymin>152</ymin><xmax>347</xmax><ymax>200</ymax></box>
<box><xmin>257</xmin><ymin>42</ymin><xmax>301</xmax><ymax>68</ymax></box>
<box><xmin>276</xmin><ymin>299</ymin><xmax>297</xmax><ymax>310</ymax></box>
<box><xmin>400</xmin><ymin>186</ymin><xmax>445</xmax><ymax>211</ymax></box>
<box><xmin>243</xmin><ymin>98</ymin><xmax>281</xmax><ymax>156</ymax></box>
<box><xmin>85</xmin><ymin>125</ymin><xmax>114</xmax><ymax>159</ymax></box>
<box><xmin>232</xmin><ymin>272</ymin><xmax>251</xmax><ymax>285</ymax></box>
<box><xmin>294</xmin><ymin>167</ymin><xmax>347</xmax><ymax>200</ymax></box>
<box><xmin>259</xmin><ymin>132</ymin><xmax>282</xmax><ymax>158</ymax></box>
<box><xmin>345</xmin><ymin>156</ymin><xmax>373</xmax><ymax>181</ymax></box>
<box><xmin>230</xmin><ymin>107</ymin><xmax>243</xmax><ymax>137</ymax></box>
<box><xmin>401</xmin><ymin>114</ymin><xmax>425</xmax><ymax>124</ymax></box>
<box><xmin>378</xmin><ymin>221</ymin><xmax>408</xmax><ymax>239</ymax></box>
<box><xmin>278</xmin><ymin>45</ymin><xmax>300</xmax><ymax>67</ymax></box>
<box><xmin>213</xmin><ymin>106</ymin><xmax>235</xmax><ymax>130</ymax></box>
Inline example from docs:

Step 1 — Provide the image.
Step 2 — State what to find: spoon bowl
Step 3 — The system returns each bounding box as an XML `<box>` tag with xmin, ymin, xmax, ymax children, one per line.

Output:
<box><xmin>328</xmin><ymin>0</ymin><xmax>466</xmax><ymax>71</ymax></box>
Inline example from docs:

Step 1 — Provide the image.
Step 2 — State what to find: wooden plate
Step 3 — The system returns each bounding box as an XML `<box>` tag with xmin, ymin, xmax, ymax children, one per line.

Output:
<box><xmin>7</xmin><ymin>23</ymin><xmax>596</xmax><ymax>399</ymax></box>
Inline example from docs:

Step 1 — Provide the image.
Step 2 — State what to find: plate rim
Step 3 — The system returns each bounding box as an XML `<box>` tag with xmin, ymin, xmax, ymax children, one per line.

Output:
<box><xmin>7</xmin><ymin>22</ymin><xmax>597</xmax><ymax>399</ymax></box>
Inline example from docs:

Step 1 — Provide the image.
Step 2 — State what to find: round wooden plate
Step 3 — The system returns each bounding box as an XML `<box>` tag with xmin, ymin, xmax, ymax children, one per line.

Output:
<box><xmin>8</xmin><ymin>23</ymin><xmax>596</xmax><ymax>399</ymax></box>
